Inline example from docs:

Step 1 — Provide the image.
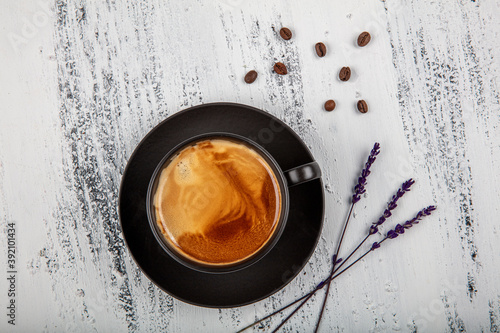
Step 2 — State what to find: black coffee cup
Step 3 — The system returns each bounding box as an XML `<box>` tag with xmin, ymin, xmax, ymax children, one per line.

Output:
<box><xmin>146</xmin><ymin>132</ymin><xmax>321</xmax><ymax>274</ymax></box>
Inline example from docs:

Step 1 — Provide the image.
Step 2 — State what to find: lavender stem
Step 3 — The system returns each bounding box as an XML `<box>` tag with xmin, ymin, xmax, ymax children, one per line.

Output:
<box><xmin>329</xmin><ymin>247</ymin><xmax>373</xmax><ymax>281</ymax></box>
<box><xmin>334</xmin><ymin>204</ymin><xmax>354</xmax><ymax>261</ymax></box>
<box><xmin>314</xmin><ymin>143</ymin><xmax>380</xmax><ymax>332</ymax></box>
<box><xmin>237</xmin><ymin>225</ymin><xmax>401</xmax><ymax>332</ymax></box>
<box><xmin>249</xmin><ymin>204</ymin><xmax>434</xmax><ymax>333</ymax></box>
<box><xmin>313</xmin><ymin>203</ymin><xmax>354</xmax><ymax>333</ymax></box>
<box><xmin>334</xmin><ymin>178</ymin><xmax>415</xmax><ymax>274</ymax></box>
<box><xmin>313</xmin><ymin>179</ymin><xmax>414</xmax><ymax>331</ymax></box>
<box><xmin>269</xmin><ymin>246</ymin><xmax>376</xmax><ymax>333</ymax></box>
<box><xmin>333</xmin><ymin>233</ymin><xmax>370</xmax><ymax>273</ymax></box>
<box><xmin>314</xmin><ymin>281</ymin><xmax>332</xmax><ymax>333</ymax></box>
<box><xmin>235</xmin><ymin>201</ymin><xmax>435</xmax><ymax>333</ymax></box>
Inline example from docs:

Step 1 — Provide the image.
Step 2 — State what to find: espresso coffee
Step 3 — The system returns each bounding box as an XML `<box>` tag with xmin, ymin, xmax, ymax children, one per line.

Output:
<box><xmin>153</xmin><ymin>138</ymin><xmax>282</xmax><ymax>267</ymax></box>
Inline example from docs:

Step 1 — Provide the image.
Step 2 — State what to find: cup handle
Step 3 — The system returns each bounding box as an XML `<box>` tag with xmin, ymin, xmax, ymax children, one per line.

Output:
<box><xmin>284</xmin><ymin>161</ymin><xmax>322</xmax><ymax>187</ymax></box>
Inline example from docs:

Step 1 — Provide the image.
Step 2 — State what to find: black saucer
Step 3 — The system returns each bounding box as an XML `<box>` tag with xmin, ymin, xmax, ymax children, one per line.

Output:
<box><xmin>118</xmin><ymin>103</ymin><xmax>324</xmax><ymax>308</ymax></box>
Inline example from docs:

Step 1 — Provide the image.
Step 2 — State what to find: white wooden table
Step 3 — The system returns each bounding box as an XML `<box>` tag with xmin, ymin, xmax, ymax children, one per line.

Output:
<box><xmin>1</xmin><ymin>0</ymin><xmax>499</xmax><ymax>331</ymax></box>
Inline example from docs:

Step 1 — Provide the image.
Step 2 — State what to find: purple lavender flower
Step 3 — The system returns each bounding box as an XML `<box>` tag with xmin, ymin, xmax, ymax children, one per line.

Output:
<box><xmin>386</xmin><ymin>205</ymin><xmax>436</xmax><ymax>239</ymax></box>
<box><xmin>402</xmin><ymin>205</ymin><xmax>437</xmax><ymax>229</ymax></box>
<box><xmin>394</xmin><ymin>224</ymin><xmax>405</xmax><ymax>234</ymax></box>
<box><xmin>371</xmin><ymin>242</ymin><xmax>381</xmax><ymax>250</ymax></box>
<box><xmin>387</xmin><ymin>230</ymin><xmax>398</xmax><ymax>239</ymax></box>
<box><xmin>352</xmin><ymin>142</ymin><xmax>380</xmax><ymax>204</ymax></box>
<box><xmin>369</xmin><ymin>225</ymin><xmax>378</xmax><ymax>235</ymax></box>
<box><xmin>373</xmin><ymin>179</ymin><xmax>415</xmax><ymax>227</ymax></box>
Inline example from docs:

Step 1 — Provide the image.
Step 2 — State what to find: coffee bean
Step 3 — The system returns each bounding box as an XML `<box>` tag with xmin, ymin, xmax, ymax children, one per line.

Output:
<box><xmin>315</xmin><ymin>42</ymin><xmax>327</xmax><ymax>57</ymax></box>
<box><xmin>339</xmin><ymin>67</ymin><xmax>351</xmax><ymax>81</ymax></box>
<box><xmin>324</xmin><ymin>100</ymin><xmax>336</xmax><ymax>111</ymax></box>
<box><xmin>357</xmin><ymin>32</ymin><xmax>371</xmax><ymax>47</ymax></box>
<box><xmin>357</xmin><ymin>100</ymin><xmax>368</xmax><ymax>113</ymax></box>
<box><xmin>274</xmin><ymin>62</ymin><xmax>287</xmax><ymax>75</ymax></box>
<box><xmin>244</xmin><ymin>70</ymin><xmax>258</xmax><ymax>84</ymax></box>
<box><xmin>280</xmin><ymin>27</ymin><xmax>292</xmax><ymax>40</ymax></box>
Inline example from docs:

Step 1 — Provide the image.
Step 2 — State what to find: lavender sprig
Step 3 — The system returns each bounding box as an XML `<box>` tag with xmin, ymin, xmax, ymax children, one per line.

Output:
<box><xmin>352</xmin><ymin>142</ymin><xmax>380</xmax><ymax>204</ymax></box>
<box><xmin>338</xmin><ymin>178</ymin><xmax>415</xmax><ymax>274</ymax></box>
<box><xmin>314</xmin><ymin>142</ymin><xmax>381</xmax><ymax>332</ymax></box>
<box><xmin>373</xmin><ymin>205</ymin><xmax>437</xmax><ymax>248</ymax></box>
<box><xmin>386</xmin><ymin>205</ymin><xmax>437</xmax><ymax>239</ymax></box>
<box><xmin>328</xmin><ymin>205</ymin><xmax>437</xmax><ymax>288</ymax></box>
<box><xmin>369</xmin><ymin>178</ymin><xmax>415</xmax><ymax>234</ymax></box>
<box><xmin>235</xmin><ymin>142</ymin><xmax>427</xmax><ymax>333</ymax></box>
<box><xmin>236</xmin><ymin>205</ymin><xmax>437</xmax><ymax>333</ymax></box>
<box><xmin>312</xmin><ymin>178</ymin><xmax>414</xmax><ymax>332</ymax></box>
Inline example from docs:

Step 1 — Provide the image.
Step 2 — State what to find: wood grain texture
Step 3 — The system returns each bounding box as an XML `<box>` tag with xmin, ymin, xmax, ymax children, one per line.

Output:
<box><xmin>1</xmin><ymin>0</ymin><xmax>499</xmax><ymax>332</ymax></box>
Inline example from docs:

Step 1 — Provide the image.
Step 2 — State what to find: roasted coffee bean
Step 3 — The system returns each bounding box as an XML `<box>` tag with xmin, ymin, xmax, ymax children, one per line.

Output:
<box><xmin>339</xmin><ymin>67</ymin><xmax>351</xmax><ymax>81</ymax></box>
<box><xmin>324</xmin><ymin>100</ymin><xmax>336</xmax><ymax>111</ymax></box>
<box><xmin>244</xmin><ymin>70</ymin><xmax>258</xmax><ymax>84</ymax></box>
<box><xmin>315</xmin><ymin>42</ymin><xmax>327</xmax><ymax>57</ymax></box>
<box><xmin>357</xmin><ymin>100</ymin><xmax>368</xmax><ymax>113</ymax></box>
<box><xmin>357</xmin><ymin>31</ymin><xmax>371</xmax><ymax>47</ymax></box>
<box><xmin>274</xmin><ymin>62</ymin><xmax>288</xmax><ymax>75</ymax></box>
<box><xmin>280</xmin><ymin>27</ymin><xmax>292</xmax><ymax>40</ymax></box>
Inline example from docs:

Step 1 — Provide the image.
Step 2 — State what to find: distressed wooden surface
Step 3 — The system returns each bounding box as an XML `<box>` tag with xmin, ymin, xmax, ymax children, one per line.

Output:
<box><xmin>1</xmin><ymin>0</ymin><xmax>499</xmax><ymax>331</ymax></box>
